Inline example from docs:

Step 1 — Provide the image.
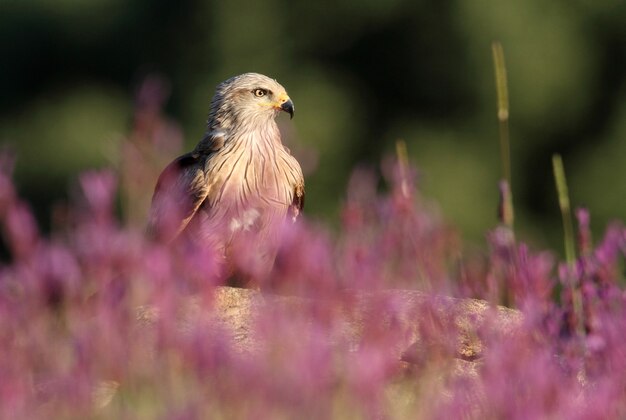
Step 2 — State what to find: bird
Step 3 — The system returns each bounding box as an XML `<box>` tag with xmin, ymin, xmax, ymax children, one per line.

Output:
<box><xmin>147</xmin><ymin>73</ymin><xmax>305</xmax><ymax>280</ymax></box>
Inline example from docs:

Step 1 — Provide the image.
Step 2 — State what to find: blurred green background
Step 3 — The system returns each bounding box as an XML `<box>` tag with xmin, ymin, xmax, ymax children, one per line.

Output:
<box><xmin>1</xmin><ymin>0</ymin><xmax>625</xmax><ymax>251</ymax></box>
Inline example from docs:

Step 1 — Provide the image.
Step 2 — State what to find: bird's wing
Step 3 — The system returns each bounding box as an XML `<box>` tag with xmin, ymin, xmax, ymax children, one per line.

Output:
<box><xmin>147</xmin><ymin>152</ymin><xmax>209</xmax><ymax>241</ymax></box>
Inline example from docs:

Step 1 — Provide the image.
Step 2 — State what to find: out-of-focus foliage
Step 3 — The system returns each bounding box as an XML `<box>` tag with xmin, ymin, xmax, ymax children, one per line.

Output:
<box><xmin>1</xmin><ymin>0</ymin><xmax>625</xmax><ymax>247</ymax></box>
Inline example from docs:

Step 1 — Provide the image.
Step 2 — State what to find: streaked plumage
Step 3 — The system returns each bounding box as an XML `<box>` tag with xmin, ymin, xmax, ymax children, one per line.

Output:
<box><xmin>148</xmin><ymin>73</ymin><xmax>304</xmax><ymax>266</ymax></box>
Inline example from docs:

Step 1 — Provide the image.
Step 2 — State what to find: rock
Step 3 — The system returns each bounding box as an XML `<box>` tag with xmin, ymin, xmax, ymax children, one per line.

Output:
<box><xmin>205</xmin><ymin>287</ymin><xmax>522</xmax><ymax>362</ymax></box>
<box><xmin>112</xmin><ymin>287</ymin><xmax>522</xmax><ymax>412</ymax></box>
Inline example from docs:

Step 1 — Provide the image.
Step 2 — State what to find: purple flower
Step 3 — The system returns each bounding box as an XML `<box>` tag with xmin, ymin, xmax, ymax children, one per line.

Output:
<box><xmin>78</xmin><ymin>170</ymin><xmax>117</xmax><ymax>221</ymax></box>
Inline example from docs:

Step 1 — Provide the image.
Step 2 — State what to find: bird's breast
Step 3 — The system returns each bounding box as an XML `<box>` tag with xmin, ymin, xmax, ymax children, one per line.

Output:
<box><xmin>202</xmin><ymin>139</ymin><xmax>300</xmax><ymax>237</ymax></box>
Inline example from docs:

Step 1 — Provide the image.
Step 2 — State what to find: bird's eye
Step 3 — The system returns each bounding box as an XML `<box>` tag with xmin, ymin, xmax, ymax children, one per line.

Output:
<box><xmin>253</xmin><ymin>89</ymin><xmax>267</xmax><ymax>97</ymax></box>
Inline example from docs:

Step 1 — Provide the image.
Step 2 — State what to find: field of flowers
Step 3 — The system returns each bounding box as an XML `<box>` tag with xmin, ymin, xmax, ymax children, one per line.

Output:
<box><xmin>0</xmin><ymin>84</ymin><xmax>625</xmax><ymax>419</ymax></box>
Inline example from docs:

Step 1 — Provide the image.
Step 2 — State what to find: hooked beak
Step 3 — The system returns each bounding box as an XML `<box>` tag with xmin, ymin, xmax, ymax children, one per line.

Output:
<box><xmin>279</xmin><ymin>98</ymin><xmax>295</xmax><ymax>119</ymax></box>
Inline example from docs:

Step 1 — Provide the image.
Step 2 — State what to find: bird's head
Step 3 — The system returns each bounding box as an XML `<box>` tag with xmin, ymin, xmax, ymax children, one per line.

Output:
<box><xmin>208</xmin><ymin>73</ymin><xmax>294</xmax><ymax>131</ymax></box>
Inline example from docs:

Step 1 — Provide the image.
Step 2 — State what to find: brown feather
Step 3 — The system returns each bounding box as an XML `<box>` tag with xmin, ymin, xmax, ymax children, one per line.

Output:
<box><xmin>147</xmin><ymin>153</ymin><xmax>208</xmax><ymax>242</ymax></box>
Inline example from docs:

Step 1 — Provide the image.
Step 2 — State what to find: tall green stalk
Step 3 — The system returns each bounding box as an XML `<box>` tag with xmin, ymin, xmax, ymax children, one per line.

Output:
<box><xmin>552</xmin><ymin>154</ymin><xmax>576</xmax><ymax>265</ymax></box>
<box><xmin>552</xmin><ymin>154</ymin><xmax>585</xmax><ymax>337</ymax></box>
<box><xmin>492</xmin><ymin>41</ymin><xmax>514</xmax><ymax>229</ymax></box>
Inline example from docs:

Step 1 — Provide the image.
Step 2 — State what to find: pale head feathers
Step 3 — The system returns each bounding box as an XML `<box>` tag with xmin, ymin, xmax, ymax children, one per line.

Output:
<box><xmin>207</xmin><ymin>73</ymin><xmax>291</xmax><ymax>132</ymax></box>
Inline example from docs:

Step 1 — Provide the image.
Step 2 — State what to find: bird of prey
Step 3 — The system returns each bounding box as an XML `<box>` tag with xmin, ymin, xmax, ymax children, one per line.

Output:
<box><xmin>148</xmin><ymin>73</ymin><xmax>304</xmax><ymax>275</ymax></box>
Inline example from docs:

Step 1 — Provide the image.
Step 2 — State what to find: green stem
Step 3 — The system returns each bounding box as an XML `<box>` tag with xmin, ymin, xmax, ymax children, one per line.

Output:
<box><xmin>492</xmin><ymin>41</ymin><xmax>514</xmax><ymax>228</ymax></box>
<box><xmin>552</xmin><ymin>154</ymin><xmax>584</xmax><ymax>337</ymax></box>
<box><xmin>395</xmin><ymin>140</ymin><xmax>410</xmax><ymax>198</ymax></box>
<box><xmin>552</xmin><ymin>154</ymin><xmax>576</xmax><ymax>265</ymax></box>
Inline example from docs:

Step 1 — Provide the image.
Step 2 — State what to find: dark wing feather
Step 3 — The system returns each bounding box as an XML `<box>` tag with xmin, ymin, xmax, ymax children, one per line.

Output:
<box><xmin>147</xmin><ymin>152</ymin><xmax>208</xmax><ymax>242</ymax></box>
